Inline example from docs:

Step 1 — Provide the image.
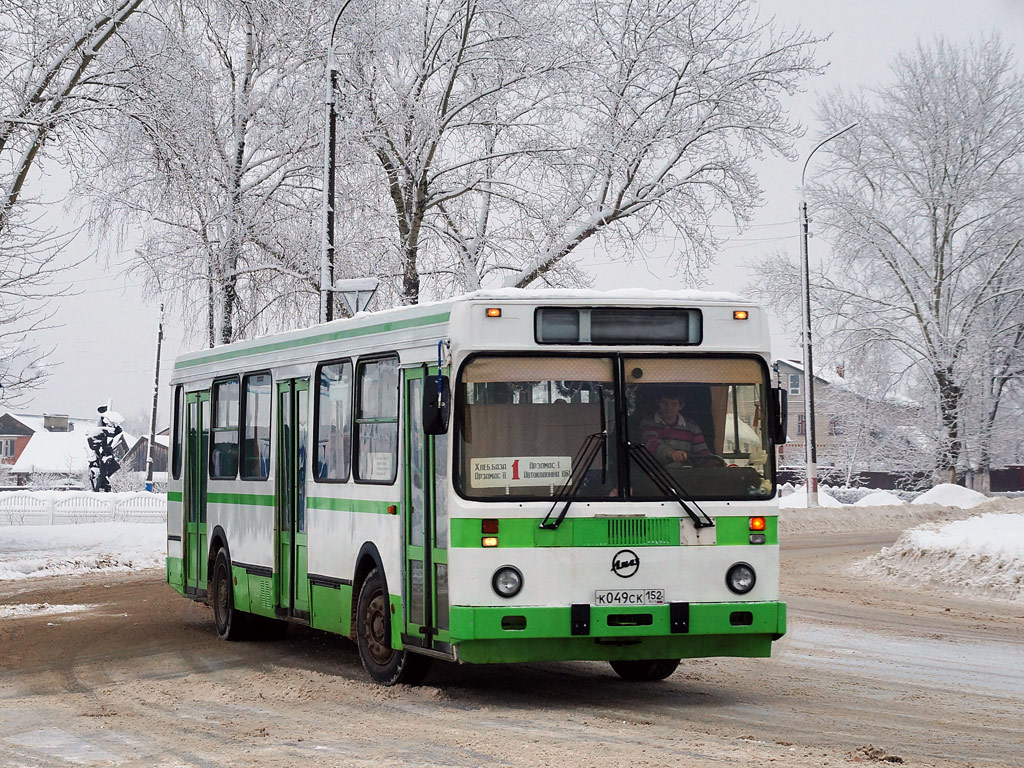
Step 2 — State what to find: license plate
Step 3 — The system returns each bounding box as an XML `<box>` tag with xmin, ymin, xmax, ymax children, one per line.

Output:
<box><xmin>594</xmin><ymin>589</ymin><xmax>665</xmax><ymax>606</ymax></box>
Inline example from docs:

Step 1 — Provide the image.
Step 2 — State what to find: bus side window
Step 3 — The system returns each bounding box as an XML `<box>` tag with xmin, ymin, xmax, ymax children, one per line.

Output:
<box><xmin>211</xmin><ymin>378</ymin><xmax>240</xmax><ymax>479</ymax></box>
<box><xmin>316</xmin><ymin>360</ymin><xmax>353</xmax><ymax>482</ymax></box>
<box><xmin>355</xmin><ymin>356</ymin><xmax>399</xmax><ymax>484</ymax></box>
<box><xmin>241</xmin><ymin>372</ymin><xmax>272</xmax><ymax>480</ymax></box>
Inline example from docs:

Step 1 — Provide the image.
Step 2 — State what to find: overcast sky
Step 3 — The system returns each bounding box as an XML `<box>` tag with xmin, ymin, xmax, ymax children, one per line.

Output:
<box><xmin>16</xmin><ymin>0</ymin><xmax>1024</xmax><ymax>429</ymax></box>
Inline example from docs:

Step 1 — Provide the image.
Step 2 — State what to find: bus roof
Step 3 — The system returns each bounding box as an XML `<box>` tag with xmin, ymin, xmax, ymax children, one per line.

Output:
<box><xmin>170</xmin><ymin>288</ymin><xmax>758</xmax><ymax>383</ymax></box>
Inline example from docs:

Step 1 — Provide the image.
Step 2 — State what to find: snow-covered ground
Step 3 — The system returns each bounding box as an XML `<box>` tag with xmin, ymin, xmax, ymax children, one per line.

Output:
<box><xmin>0</xmin><ymin>522</ymin><xmax>164</xmax><ymax>581</ymax></box>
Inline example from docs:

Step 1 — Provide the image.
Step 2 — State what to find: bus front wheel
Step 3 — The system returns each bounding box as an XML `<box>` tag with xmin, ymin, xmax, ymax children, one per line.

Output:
<box><xmin>609</xmin><ymin>659</ymin><xmax>680</xmax><ymax>681</ymax></box>
<box><xmin>356</xmin><ymin>568</ymin><xmax>431</xmax><ymax>686</ymax></box>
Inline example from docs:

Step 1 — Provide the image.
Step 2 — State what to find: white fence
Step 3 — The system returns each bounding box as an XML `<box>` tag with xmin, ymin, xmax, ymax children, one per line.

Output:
<box><xmin>0</xmin><ymin>491</ymin><xmax>167</xmax><ymax>525</ymax></box>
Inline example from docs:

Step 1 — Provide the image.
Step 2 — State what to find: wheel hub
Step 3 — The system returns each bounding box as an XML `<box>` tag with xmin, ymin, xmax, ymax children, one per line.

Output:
<box><xmin>365</xmin><ymin>592</ymin><xmax>392</xmax><ymax>665</ymax></box>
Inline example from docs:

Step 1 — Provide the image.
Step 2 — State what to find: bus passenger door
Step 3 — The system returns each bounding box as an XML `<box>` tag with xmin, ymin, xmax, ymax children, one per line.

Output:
<box><xmin>403</xmin><ymin>367</ymin><xmax>450</xmax><ymax>653</ymax></box>
<box><xmin>276</xmin><ymin>379</ymin><xmax>310</xmax><ymax>618</ymax></box>
<box><xmin>184</xmin><ymin>391</ymin><xmax>210</xmax><ymax>597</ymax></box>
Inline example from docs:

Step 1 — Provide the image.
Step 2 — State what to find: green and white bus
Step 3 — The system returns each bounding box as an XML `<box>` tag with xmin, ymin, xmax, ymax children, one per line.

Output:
<box><xmin>166</xmin><ymin>289</ymin><xmax>788</xmax><ymax>685</ymax></box>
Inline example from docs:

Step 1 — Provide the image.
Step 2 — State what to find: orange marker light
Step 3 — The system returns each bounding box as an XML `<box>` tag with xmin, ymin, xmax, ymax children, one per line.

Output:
<box><xmin>486</xmin><ymin>307</ymin><xmax>502</xmax><ymax>317</ymax></box>
<box><xmin>733</xmin><ymin>310</ymin><xmax>749</xmax><ymax>320</ymax></box>
<box><xmin>482</xmin><ymin>537</ymin><xmax>499</xmax><ymax>548</ymax></box>
<box><xmin>387</xmin><ymin>505</ymin><xmax>398</xmax><ymax>515</ymax></box>
<box><xmin>749</xmin><ymin>516</ymin><xmax>766</xmax><ymax>531</ymax></box>
<box><xmin>481</xmin><ymin>519</ymin><xmax>499</xmax><ymax>534</ymax></box>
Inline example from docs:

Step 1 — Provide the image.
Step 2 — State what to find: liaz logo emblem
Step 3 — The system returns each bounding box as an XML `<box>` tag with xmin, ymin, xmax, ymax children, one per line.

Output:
<box><xmin>611</xmin><ymin>549</ymin><xmax>640</xmax><ymax>578</ymax></box>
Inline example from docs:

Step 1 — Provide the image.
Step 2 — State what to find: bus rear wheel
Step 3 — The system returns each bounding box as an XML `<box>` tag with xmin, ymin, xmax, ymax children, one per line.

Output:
<box><xmin>356</xmin><ymin>568</ymin><xmax>431</xmax><ymax>686</ymax></box>
<box><xmin>212</xmin><ymin>549</ymin><xmax>251</xmax><ymax>641</ymax></box>
<box><xmin>609</xmin><ymin>658</ymin><xmax>680</xmax><ymax>681</ymax></box>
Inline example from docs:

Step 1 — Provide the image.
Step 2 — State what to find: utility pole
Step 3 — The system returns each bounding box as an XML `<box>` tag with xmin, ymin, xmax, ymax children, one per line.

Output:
<box><xmin>799</xmin><ymin>122</ymin><xmax>856</xmax><ymax>508</ymax></box>
<box><xmin>321</xmin><ymin>0</ymin><xmax>357</xmax><ymax>323</ymax></box>
<box><xmin>145</xmin><ymin>302</ymin><xmax>164</xmax><ymax>492</ymax></box>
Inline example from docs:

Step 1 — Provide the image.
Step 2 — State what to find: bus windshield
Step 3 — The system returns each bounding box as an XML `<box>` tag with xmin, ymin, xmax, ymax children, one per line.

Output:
<box><xmin>456</xmin><ymin>355</ymin><xmax>774</xmax><ymax>501</ymax></box>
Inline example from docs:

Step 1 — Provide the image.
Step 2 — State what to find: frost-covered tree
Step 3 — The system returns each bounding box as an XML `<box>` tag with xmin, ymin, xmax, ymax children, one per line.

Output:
<box><xmin>0</xmin><ymin>0</ymin><xmax>143</xmax><ymax>399</ymax></box>
<box><xmin>755</xmin><ymin>37</ymin><xmax>1024</xmax><ymax>485</ymax></box>
<box><xmin>81</xmin><ymin>0</ymin><xmax>327</xmax><ymax>345</ymax></box>
<box><xmin>333</xmin><ymin>0</ymin><xmax>820</xmax><ymax>303</ymax></box>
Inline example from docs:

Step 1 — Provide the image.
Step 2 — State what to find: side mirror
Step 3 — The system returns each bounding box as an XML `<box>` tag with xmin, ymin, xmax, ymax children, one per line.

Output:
<box><xmin>772</xmin><ymin>386</ymin><xmax>788</xmax><ymax>444</ymax></box>
<box><xmin>423</xmin><ymin>374</ymin><xmax>451</xmax><ymax>435</ymax></box>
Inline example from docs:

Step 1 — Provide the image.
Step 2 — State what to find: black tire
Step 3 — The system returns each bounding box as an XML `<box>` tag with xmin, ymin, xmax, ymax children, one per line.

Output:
<box><xmin>609</xmin><ymin>658</ymin><xmax>680</xmax><ymax>681</ymax></box>
<box><xmin>356</xmin><ymin>567</ymin><xmax>432</xmax><ymax>686</ymax></box>
<box><xmin>211</xmin><ymin>548</ymin><xmax>251</xmax><ymax>640</ymax></box>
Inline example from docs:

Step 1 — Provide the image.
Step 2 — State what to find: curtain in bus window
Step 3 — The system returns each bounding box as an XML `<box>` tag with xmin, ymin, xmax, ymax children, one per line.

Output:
<box><xmin>356</xmin><ymin>358</ymin><xmax>399</xmax><ymax>482</ymax></box>
<box><xmin>211</xmin><ymin>379</ymin><xmax>239</xmax><ymax>479</ymax></box>
<box><xmin>242</xmin><ymin>374</ymin><xmax>272</xmax><ymax>479</ymax></box>
<box><xmin>317</xmin><ymin>362</ymin><xmax>352</xmax><ymax>481</ymax></box>
<box><xmin>297</xmin><ymin>387</ymin><xmax>308</xmax><ymax>532</ymax></box>
<box><xmin>172</xmin><ymin>386</ymin><xmax>183</xmax><ymax>480</ymax></box>
<box><xmin>624</xmin><ymin>357</ymin><xmax>772</xmax><ymax>499</ymax></box>
<box><xmin>457</xmin><ymin>357</ymin><xmax>617</xmax><ymax>500</ymax></box>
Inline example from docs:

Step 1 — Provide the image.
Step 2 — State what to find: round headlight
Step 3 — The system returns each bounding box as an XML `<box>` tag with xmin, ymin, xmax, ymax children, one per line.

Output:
<box><xmin>726</xmin><ymin>562</ymin><xmax>756</xmax><ymax>595</ymax></box>
<box><xmin>492</xmin><ymin>566</ymin><xmax>523</xmax><ymax>598</ymax></box>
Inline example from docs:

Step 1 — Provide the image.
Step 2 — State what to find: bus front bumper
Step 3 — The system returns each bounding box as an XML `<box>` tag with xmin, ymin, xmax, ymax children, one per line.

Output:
<box><xmin>447</xmin><ymin>600</ymin><xmax>786</xmax><ymax>664</ymax></box>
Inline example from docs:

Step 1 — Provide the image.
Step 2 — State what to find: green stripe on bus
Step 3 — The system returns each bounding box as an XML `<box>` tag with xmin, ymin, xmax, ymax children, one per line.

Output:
<box><xmin>174</xmin><ymin>312</ymin><xmax>451</xmax><ymax>370</ymax></box>
<box><xmin>449</xmin><ymin>516</ymin><xmax>777</xmax><ymax>547</ymax></box>
<box><xmin>167</xmin><ymin>491</ymin><xmax>182</xmax><ymax>502</ymax></box>
<box><xmin>207</xmin><ymin>492</ymin><xmax>275</xmax><ymax>506</ymax></box>
<box><xmin>714</xmin><ymin>515</ymin><xmax>778</xmax><ymax>546</ymax></box>
<box><xmin>307</xmin><ymin>496</ymin><xmax>398</xmax><ymax>515</ymax></box>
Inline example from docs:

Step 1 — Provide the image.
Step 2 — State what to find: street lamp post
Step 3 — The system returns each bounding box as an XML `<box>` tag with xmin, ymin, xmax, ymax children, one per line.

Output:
<box><xmin>321</xmin><ymin>0</ymin><xmax>357</xmax><ymax>324</ymax></box>
<box><xmin>799</xmin><ymin>122</ymin><xmax>856</xmax><ymax>508</ymax></box>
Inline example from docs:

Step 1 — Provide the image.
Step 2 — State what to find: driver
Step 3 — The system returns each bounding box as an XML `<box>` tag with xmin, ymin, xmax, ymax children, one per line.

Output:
<box><xmin>641</xmin><ymin>388</ymin><xmax>710</xmax><ymax>466</ymax></box>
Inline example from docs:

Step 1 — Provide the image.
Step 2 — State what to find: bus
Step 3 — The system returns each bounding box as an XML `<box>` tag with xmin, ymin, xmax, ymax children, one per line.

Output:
<box><xmin>166</xmin><ymin>289</ymin><xmax>788</xmax><ymax>685</ymax></box>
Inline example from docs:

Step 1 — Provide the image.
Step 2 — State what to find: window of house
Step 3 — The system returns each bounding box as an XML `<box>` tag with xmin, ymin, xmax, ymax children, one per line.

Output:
<box><xmin>828</xmin><ymin>416</ymin><xmax>843</xmax><ymax>436</ymax></box>
<box><xmin>211</xmin><ymin>378</ymin><xmax>240</xmax><ymax>479</ymax></box>
<box><xmin>0</xmin><ymin>438</ymin><xmax>14</xmax><ymax>458</ymax></box>
<box><xmin>316</xmin><ymin>360</ymin><xmax>353</xmax><ymax>482</ymax></box>
<box><xmin>797</xmin><ymin>414</ymin><xmax>806</xmax><ymax>436</ymax></box>
<box><xmin>788</xmin><ymin>373</ymin><xmax>801</xmax><ymax>396</ymax></box>
<box><xmin>241</xmin><ymin>373</ymin><xmax>272</xmax><ymax>480</ymax></box>
<box><xmin>355</xmin><ymin>356</ymin><xmax>399</xmax><ymax>483</ymax></box>
<box><xmin>171</xmin><ymin>386</ymin><xmax>183</xmax><ymax>480</ymax></box>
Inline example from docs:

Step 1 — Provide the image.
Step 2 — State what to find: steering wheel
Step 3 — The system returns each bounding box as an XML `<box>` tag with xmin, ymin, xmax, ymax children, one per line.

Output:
<box><xmin>688</xmin><ymin>454</ymin><xmax>727</xmax><ymax>469</ymax></box>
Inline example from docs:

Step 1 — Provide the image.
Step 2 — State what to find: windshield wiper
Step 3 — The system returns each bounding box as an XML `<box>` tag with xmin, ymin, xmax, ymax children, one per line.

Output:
<box><xmin>539</xmin><ymin>431</ymin><xmax>606</xmax><ymax>530</ymax></box>
<box><xmin>627</xmin><ymin>442</ymin><xmax>714</xmax><ymax>529</ymax></box>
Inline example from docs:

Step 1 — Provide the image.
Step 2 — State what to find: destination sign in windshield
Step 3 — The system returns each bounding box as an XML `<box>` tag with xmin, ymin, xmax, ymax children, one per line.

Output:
<box><xmin>469</xmin><ymin>456</ymin><xmax>572</xmax><ymax>488</ymax></box>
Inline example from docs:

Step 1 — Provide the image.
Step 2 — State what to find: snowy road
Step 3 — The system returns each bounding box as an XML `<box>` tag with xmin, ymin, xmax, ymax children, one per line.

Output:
<box><xmin>0</xmin><ymin>532</ymin><xmax>1021</xmax><ymax>767</ymax></box>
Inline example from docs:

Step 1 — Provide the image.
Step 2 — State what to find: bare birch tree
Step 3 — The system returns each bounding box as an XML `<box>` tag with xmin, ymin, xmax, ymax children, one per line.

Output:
<box><xmin>333</xmin><ymin>0</ymin><xmax>820</xmax><ymax>303</ymax></box>
<box><xmin>755</xmin><ymin>37</ymin><xmax>1024</xmax><ymax>484</ymax></box>
<box><xmin>80</xmin><ymin>0</ymin><xmax>326</xmax><ymax>346</ymax></box>
<box><xmin>0</xmin><ymin>0</ymin><xmax>143</xmax><ymax>400</ymax></box>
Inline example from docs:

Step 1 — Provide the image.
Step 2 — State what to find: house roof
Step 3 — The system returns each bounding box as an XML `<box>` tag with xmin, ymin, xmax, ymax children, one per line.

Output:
<box><xmin>3</xmin><ymin>412</ymin><xmax>98</xmax><ymax>434</ymax></box>
<box><xmin>774</xmin><ymin>359</ymin><xmax>837</xmax><ymax>385</ymax></box>
<box><xmin>11</xmin><ymin>431</ymin><xmax>91</xmax><ymax>474</ymax></box>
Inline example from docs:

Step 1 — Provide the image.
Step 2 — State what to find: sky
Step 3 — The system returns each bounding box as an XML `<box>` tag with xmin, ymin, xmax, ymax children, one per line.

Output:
<box><xmin>14</xmin><ymin>0</ymin><xmax>1024</xmax><ymax>429</ymax></box>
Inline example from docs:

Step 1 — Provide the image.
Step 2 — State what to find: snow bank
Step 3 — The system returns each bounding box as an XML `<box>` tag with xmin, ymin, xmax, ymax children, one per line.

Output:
<box><xmin>778</xmin><ymin>485</ymin><xmax>844</xmax><ymax>509</ymax></box>
<box><xmin>0</xmin><ymin>522</ymin><xmax>164</xmax><ymax>580</ymax></box>
<box><xmin>912</xmin><ymin>483</ymin><xmax>989</xmax><ymax>509</ymax></box>
<box><xmin>856</xmin><ymin>513</ymin><xmax>1024</xmax><ymax>603</ymax></box>
<box><xmin>780</xmin><ymin>495</ymin><xmax>1024</xmax><ymax>536</ymax></box>
<box><xmin>853</xmin><ymin>491</ymin><xmax>906</xmax><ymax>507</ymax></box>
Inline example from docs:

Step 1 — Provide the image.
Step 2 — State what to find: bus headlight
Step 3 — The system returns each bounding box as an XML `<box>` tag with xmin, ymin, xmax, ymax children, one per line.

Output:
<box><xmin>726</xmin><ymin>563</ymin><xmax>756</xmax><ymax>595</ymax></box>
<box><xmin>492</xmin><ymin>566</ymin><xmax>523</xmax><ymax>598</ymax></box>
